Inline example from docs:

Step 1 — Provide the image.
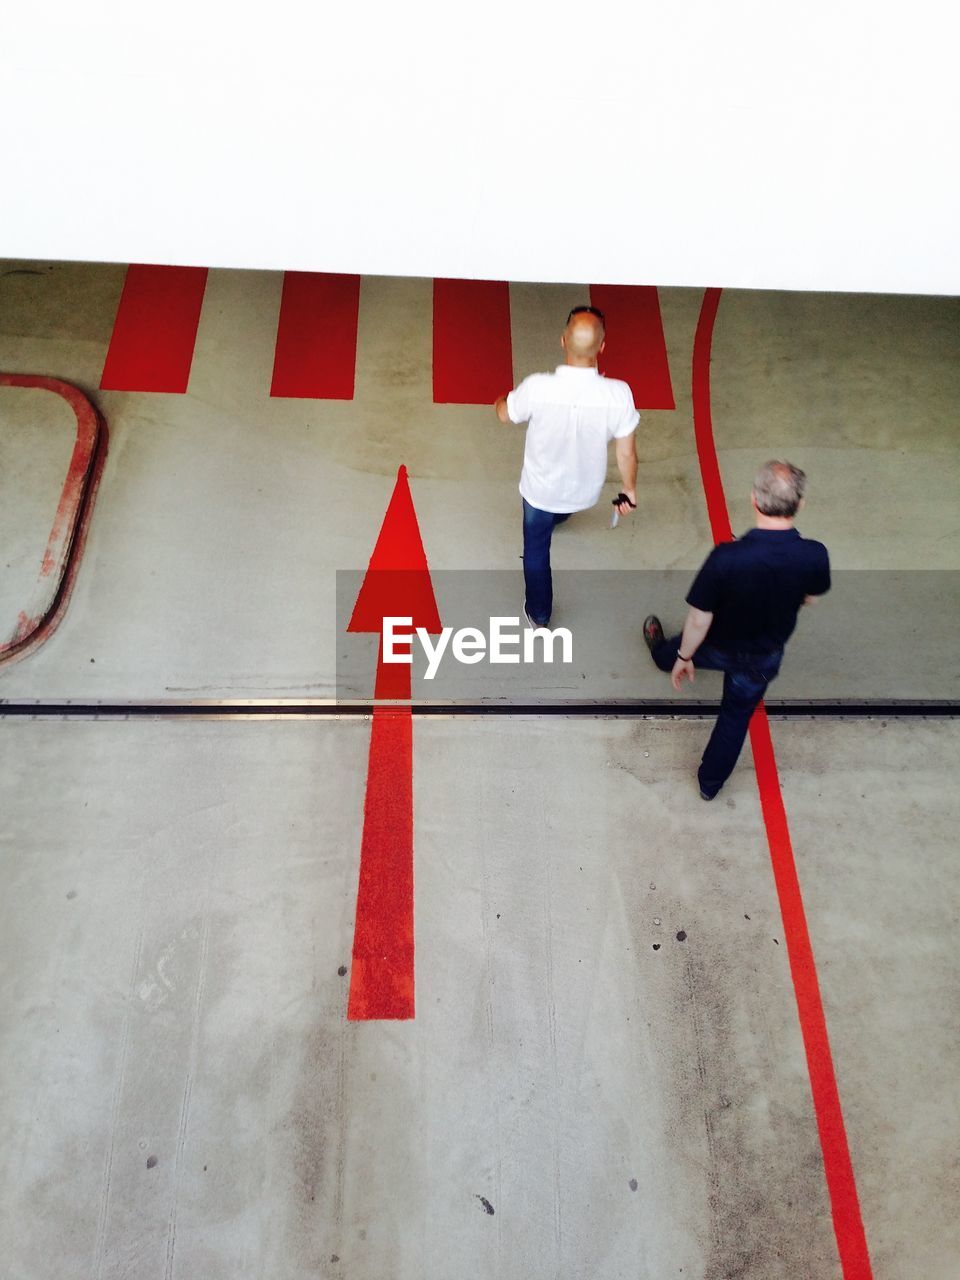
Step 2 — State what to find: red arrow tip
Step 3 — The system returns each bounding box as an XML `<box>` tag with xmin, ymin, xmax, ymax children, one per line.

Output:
<box><xmin>348</xmin><ymin>467</ymin><xmax>442</xmax><ymax>634</ymax></box>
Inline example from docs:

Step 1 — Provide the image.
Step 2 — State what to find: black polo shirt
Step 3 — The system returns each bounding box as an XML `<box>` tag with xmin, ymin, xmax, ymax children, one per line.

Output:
<box><xmin>686</xmin><ymin>528</ymin><xmax>830</xmax><ymax>654</ymax></box>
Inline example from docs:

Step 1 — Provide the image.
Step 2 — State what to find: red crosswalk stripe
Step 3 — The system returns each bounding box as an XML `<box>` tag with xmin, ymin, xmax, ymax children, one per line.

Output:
<box><xmin>100</xmin><ymin>265</ymin><xmax>208</xmax><ymax>393</ymax></box>
<box><xmin>270</xmin><ymin>271</ymin><xmax>361</xmax><ymax>400</ymax></box>
<box><xmin>590</xmin><ymin>283</ymin><xmax>675</xmax><ymax>409</ymax></box>
<box><xmin>433</xmin><ymin>278</ymin><xmax>513</xmax><ymax>404</ymax></box>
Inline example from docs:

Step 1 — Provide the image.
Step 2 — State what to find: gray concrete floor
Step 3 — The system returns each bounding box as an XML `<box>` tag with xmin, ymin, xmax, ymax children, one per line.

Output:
<box><xmin>1</xmin><ymin>261</ymin><xmax>959</xmax><ymax>1278</ymax></box>
<box><xmin>1</xmin><ymin>718</ymin><xmax>958</xmax><ymax>1279</ymax></box>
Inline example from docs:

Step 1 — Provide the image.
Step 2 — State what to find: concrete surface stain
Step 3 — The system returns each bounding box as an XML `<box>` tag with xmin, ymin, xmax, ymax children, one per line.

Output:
<box><xmin>475</xmin><ymin>1195</ymin><xmax>495</xmax><ymax>1215</ymax></box>
<box><xmin>628</xmin><ymin>1178</ymin><xmax>639</xmax><ymax>1192</ymax></box>
<box><xmin>286</xmin><ymin>1023</ymin><xmax>346</xmax><ymax>1270</ymax></box>
<box><xmin>146</xmin><ymin>1155</ymin><xmax>157</xmax><ymax>1169</ymax></box>
<box><xmin>676</xmin><ymin>947</ymin><xmax>836</xmax><ymax>1279</ymax></box>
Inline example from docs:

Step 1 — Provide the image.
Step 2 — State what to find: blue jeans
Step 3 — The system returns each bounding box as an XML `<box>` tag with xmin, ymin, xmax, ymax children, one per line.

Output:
<box><xmin>522</xmin><ymin>499</ymin><xmax>570</xmax><ymax>625</ymax></box>
<box><xmin>651</xmin><ymin>634</ymin><xmax>783</xmax><ymax>796</ymax></box>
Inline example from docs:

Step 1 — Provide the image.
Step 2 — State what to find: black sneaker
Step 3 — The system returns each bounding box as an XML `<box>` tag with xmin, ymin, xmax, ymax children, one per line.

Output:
<box><xmin>643</xmin><ymin>615</ymin><xmax>665</xmax><ymax>653</ymax></box>
<box><xmin>699</xmin><ymin>788</ymin><xmax>716</xmax><ymax>801</ymax></box>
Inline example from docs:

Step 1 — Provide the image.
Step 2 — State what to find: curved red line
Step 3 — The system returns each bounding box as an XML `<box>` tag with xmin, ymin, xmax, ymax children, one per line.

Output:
<box><xmin>691</xmin><ymin>289</ymin><xmax>733</xmax><ymax>545</ymax></box>
<box><xmin>0</xmin><ymin>375</ymin><xmax>105</xmax><ymax>665</ymax></box>
<box><xmin>691</xmin><ymin>290</ymin><xmax>873</xmax><ymax>1278</ymax></box>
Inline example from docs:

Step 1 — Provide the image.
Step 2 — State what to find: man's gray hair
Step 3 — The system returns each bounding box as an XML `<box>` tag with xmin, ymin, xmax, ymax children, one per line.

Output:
<box><xmin>753</xmin><ymin>460</ymin><xmax>806</xmax><ymax>517</ymax></box>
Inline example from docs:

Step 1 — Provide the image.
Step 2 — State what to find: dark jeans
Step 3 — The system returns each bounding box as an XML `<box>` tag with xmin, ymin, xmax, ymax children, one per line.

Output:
<box><xmin>522</xmin><ymin>499</ymin><xmax>571</xmax><ymax>625</ymax></box>
<box><xmin>651</xmin><ymin>634</ymin><xmax>783</xmax><ymax>796</ymax></box>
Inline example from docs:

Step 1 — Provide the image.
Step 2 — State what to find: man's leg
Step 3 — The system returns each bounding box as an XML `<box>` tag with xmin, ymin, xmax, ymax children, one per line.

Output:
<box><xmin>697</xmin><ymin>668</ymin><xmax>769</xmax><ymax>798</ymax></box>
<box><xmin>648</xmin><ymin>631</ymin><xmax>728</xmax><ymax>676</ymax></box>
<box><xmin>522</xmin><ymin>500</ymin><xmax>558</xmax><ymax>625</ymax></box>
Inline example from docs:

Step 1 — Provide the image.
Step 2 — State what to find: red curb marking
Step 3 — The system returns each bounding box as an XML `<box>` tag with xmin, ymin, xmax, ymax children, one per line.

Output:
<box><xmin>433</xmin><ymin>278</ymin><xmax>513</xmax><ymax>404</ymax></box>
<box><xmin>270</xmin><ymin>271</ymin><xmax>361</xmax><ymax>400</ymax></box>
<box><xmin>590</xmin><ymin>284</ymin><xmax>675</xmax><ymax>410</ymax></box>
<box><xmin>692</xmin><ymin>288</ymin><xmax>873</xmax><ymax>1279</ymax></box>
<box><xmin>346</xmin><ymin>466</ymin><xmax>441</xmax><ymax>1020</ymax></box>
<box><xmin>691</xmin><ymin>288</ymin><xmax>732</xmax><ymax>543</ymax></box>
<box><xmin>100</xmin><ymin>264</ymin><xmax>208</xmax><ymax>393</ymax></box>
<box><xmin>0</xmin><ymin>375</ymin><xmax>106</xmax><ymax>664</ymax></box>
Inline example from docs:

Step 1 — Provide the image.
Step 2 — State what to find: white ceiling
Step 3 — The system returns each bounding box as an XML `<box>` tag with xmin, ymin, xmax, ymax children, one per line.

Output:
<box><xmin>1</xmin><ymin>0</ymin><xmax>957</xmax><ymax>294</ymax></box>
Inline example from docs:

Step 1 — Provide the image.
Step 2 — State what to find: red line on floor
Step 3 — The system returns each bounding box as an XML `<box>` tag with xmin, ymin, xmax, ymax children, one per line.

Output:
<box><xmin>270</xmin><ymin>271</ymin><xmax>361</xmax><ymax>400</ymax></box>
<box><xmin>0</xmin><ymin>376</ymin><xmax>104</xmax><ymax>661</ymax></box>
<box><xmin>347</xmin><ymin>649</ymin><xmax>415</xmax><ymax>1020</ymax></box>
<box><xmin>100</xmin><ymin>265</ymin><xmax>208</xmax><ymax>393</ymax></box>
<box><xmin>691</xmin><ymin>288</ymin><xmax>873</xmax><ymax>1279</ymax></box>
<box><xmin>691</xmin><ymin>288</ymin><xmax>733</xmax><ymax>545</ymax></box>
<box><xmin>347</xmin><ymin>467</ymin><xmax>441</xmax><ymax>1020</ymax></box>
<box><xmin>433</xmin><ymin>278</ymin><xmax>513</xmax><ymax>404</ymax></box>
<box><xmin>590</xmin><ymin>283</ymin><xmax>675</xmax><ymax>410</ymax></box>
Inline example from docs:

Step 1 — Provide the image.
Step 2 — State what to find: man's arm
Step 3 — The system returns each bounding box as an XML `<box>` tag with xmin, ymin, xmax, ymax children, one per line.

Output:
<box><xmin>494</xmin><ymin>395</ymin><xmax>512</xmax><ymax>425</ymax></box>
<box><xmin>671</xmin><ymin>606</ymin><xmax>713</xmax><ymax>691</ymax></box>
<box><xmin>614</xmin><ymin>433</ymin><xmax>638</xmax><ymax>515</ymax></box>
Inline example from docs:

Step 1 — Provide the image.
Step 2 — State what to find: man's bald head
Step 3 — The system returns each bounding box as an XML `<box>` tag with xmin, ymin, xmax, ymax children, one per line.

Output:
<box><xmin>753</xmin><ymin>460</ymin><xmax>806</xmax><ymax>516</ymax></box>
<box><xmin>562</xmin><ymin>306</ymin><xmax>606</xmax><ymax>364</ymax></box>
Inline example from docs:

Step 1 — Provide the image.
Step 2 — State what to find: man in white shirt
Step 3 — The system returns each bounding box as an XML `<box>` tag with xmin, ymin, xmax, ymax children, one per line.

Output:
<box><xmin>494</xmin><ymin>305</ymin><xmax>639</xmax><ymax>626</ymax></box>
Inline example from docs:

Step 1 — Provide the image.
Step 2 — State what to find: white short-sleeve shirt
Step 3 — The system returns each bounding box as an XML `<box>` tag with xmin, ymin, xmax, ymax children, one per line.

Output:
<box><xmin>506</xmin><ymin>366</ymin><xmax>639</xmax><ymax>513</ymax></box>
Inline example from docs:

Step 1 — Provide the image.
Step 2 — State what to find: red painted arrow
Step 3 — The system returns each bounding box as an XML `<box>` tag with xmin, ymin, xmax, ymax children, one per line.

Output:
<box><xmin>346</xmin><ymin>466</ymin><xmax>441</xmax><ymax>1020</ymax></box>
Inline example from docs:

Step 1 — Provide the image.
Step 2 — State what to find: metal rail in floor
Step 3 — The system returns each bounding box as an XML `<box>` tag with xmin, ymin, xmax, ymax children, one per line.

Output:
<box><xmin>1</xmin><ymin>699</ymin><xmax>957</xmax><ymax>719</ymax></box>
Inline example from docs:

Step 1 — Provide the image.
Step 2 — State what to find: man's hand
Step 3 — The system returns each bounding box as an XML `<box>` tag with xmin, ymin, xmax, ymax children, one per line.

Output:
<box><xmin>671</xmin><ymin>657</ymin><xmax>696</xmax><ymax>691</ymax></box>
<box><xmin>614</xmin><ymin>490</ymin><xmax>637</xmax><ymax>516</ymax></box>
<box><xmin>494</xmin><ymin>396</ymin><xmax>511</xmax><ymax>425</ymax></box>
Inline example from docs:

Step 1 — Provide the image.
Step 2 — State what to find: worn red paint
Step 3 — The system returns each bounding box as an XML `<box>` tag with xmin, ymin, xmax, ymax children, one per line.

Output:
<box><xmin>0</xmin><ymin>375</ymin><xmax>105</xmax><ymax>662</ymax></box>
<box><xmin>347</xmin><ymin>466</ymin><xmax>441</xmax><ymax>1020</ymax></box>
<box><xmin>270</xmin><ymin>271</ymin><xmax>361</xmax><ymax>399</ymax></box>
<box><xmin>691</xmin><ymin>288</ymin><xmax>873</xmax><ymax>1279</ymax></box>
<box><xmin>100</xmin><ymin>264</ymin><xmax>208</xmax><ymax>393</ymax></box>
<box><xmin>590</xmin><ymin>283</ymin><xmax>675</xmax><ymax>410</ymax></box>
<box><xmin>433</xmin><ymin>278</ymin><xmax>513</xmax><ymax>404</ymax></box>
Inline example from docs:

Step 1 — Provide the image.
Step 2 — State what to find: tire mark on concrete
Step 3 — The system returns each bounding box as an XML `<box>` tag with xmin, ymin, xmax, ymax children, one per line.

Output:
<box><xmin>93</xmin><ymin>918</ymin><xmax>145</xmax><ymax>1278</ymax></box>
<box><xmin>163</xmin><ymin>889</ymin><xmax>213</xmax><ymax>1280</ymax></box>
<box><xmin>539</xmin><ymin>790</ymin><xmax>564</xmax><ymax>1279</ymax></box>
<box><xmin>683</xmin><ymin>955</ymin><xmax>725</xmax><ymax>1258</ymax></box>
<box><xmin>477</xmin><ymin>785</ymin><xmax>504</xmax><ymax>1262</ymax></box>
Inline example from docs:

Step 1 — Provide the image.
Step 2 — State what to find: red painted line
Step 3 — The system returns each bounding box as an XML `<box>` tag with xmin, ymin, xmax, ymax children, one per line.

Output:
<box><xmin>347</xmin><ymin>651</ymin><xmax>414</xmax><ymax>1020</ymax></box>
<box><xmin>347</xmin><ymin>467</ymin><xmax>441</xmax><ymax>1020</ymax></box>
<box><xmin>433</xmin><ymin>278</ymin><xmax>513</xmax><ymax>404</ymax></box>
<box><xmin>691</xmin><ymin>288</ymin><xmax>733</xmax><ymax>545</ymax></box>
<box><xmin>691</xmin><ymin>289</ymin><xmax>873</xmax><ymax>1279</ymax></box>
<box><xmin>270</xmin><ymin>271</ymin><xmax>361</xmax><ymax>400</ymax></box>
<box><xmin>590</xmin><ymin>283</ymin><xmax>675</xmax><ymax>410</ymax></box>
<box><xmin>0</xmin><ymin>375</ymin><xmax>105</xmax><ymax>663</ymax></box>
<box><xmin>100</xmin><ymin>264</ymin><xmax>208</xmax><ymax>393</ymax></box>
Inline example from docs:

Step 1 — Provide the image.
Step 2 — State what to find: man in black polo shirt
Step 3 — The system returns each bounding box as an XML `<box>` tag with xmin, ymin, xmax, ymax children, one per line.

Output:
<box><xmin>643</xmin><ymin>460</ymin><xmax>830</xmax><ymax>799</ymax></box>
